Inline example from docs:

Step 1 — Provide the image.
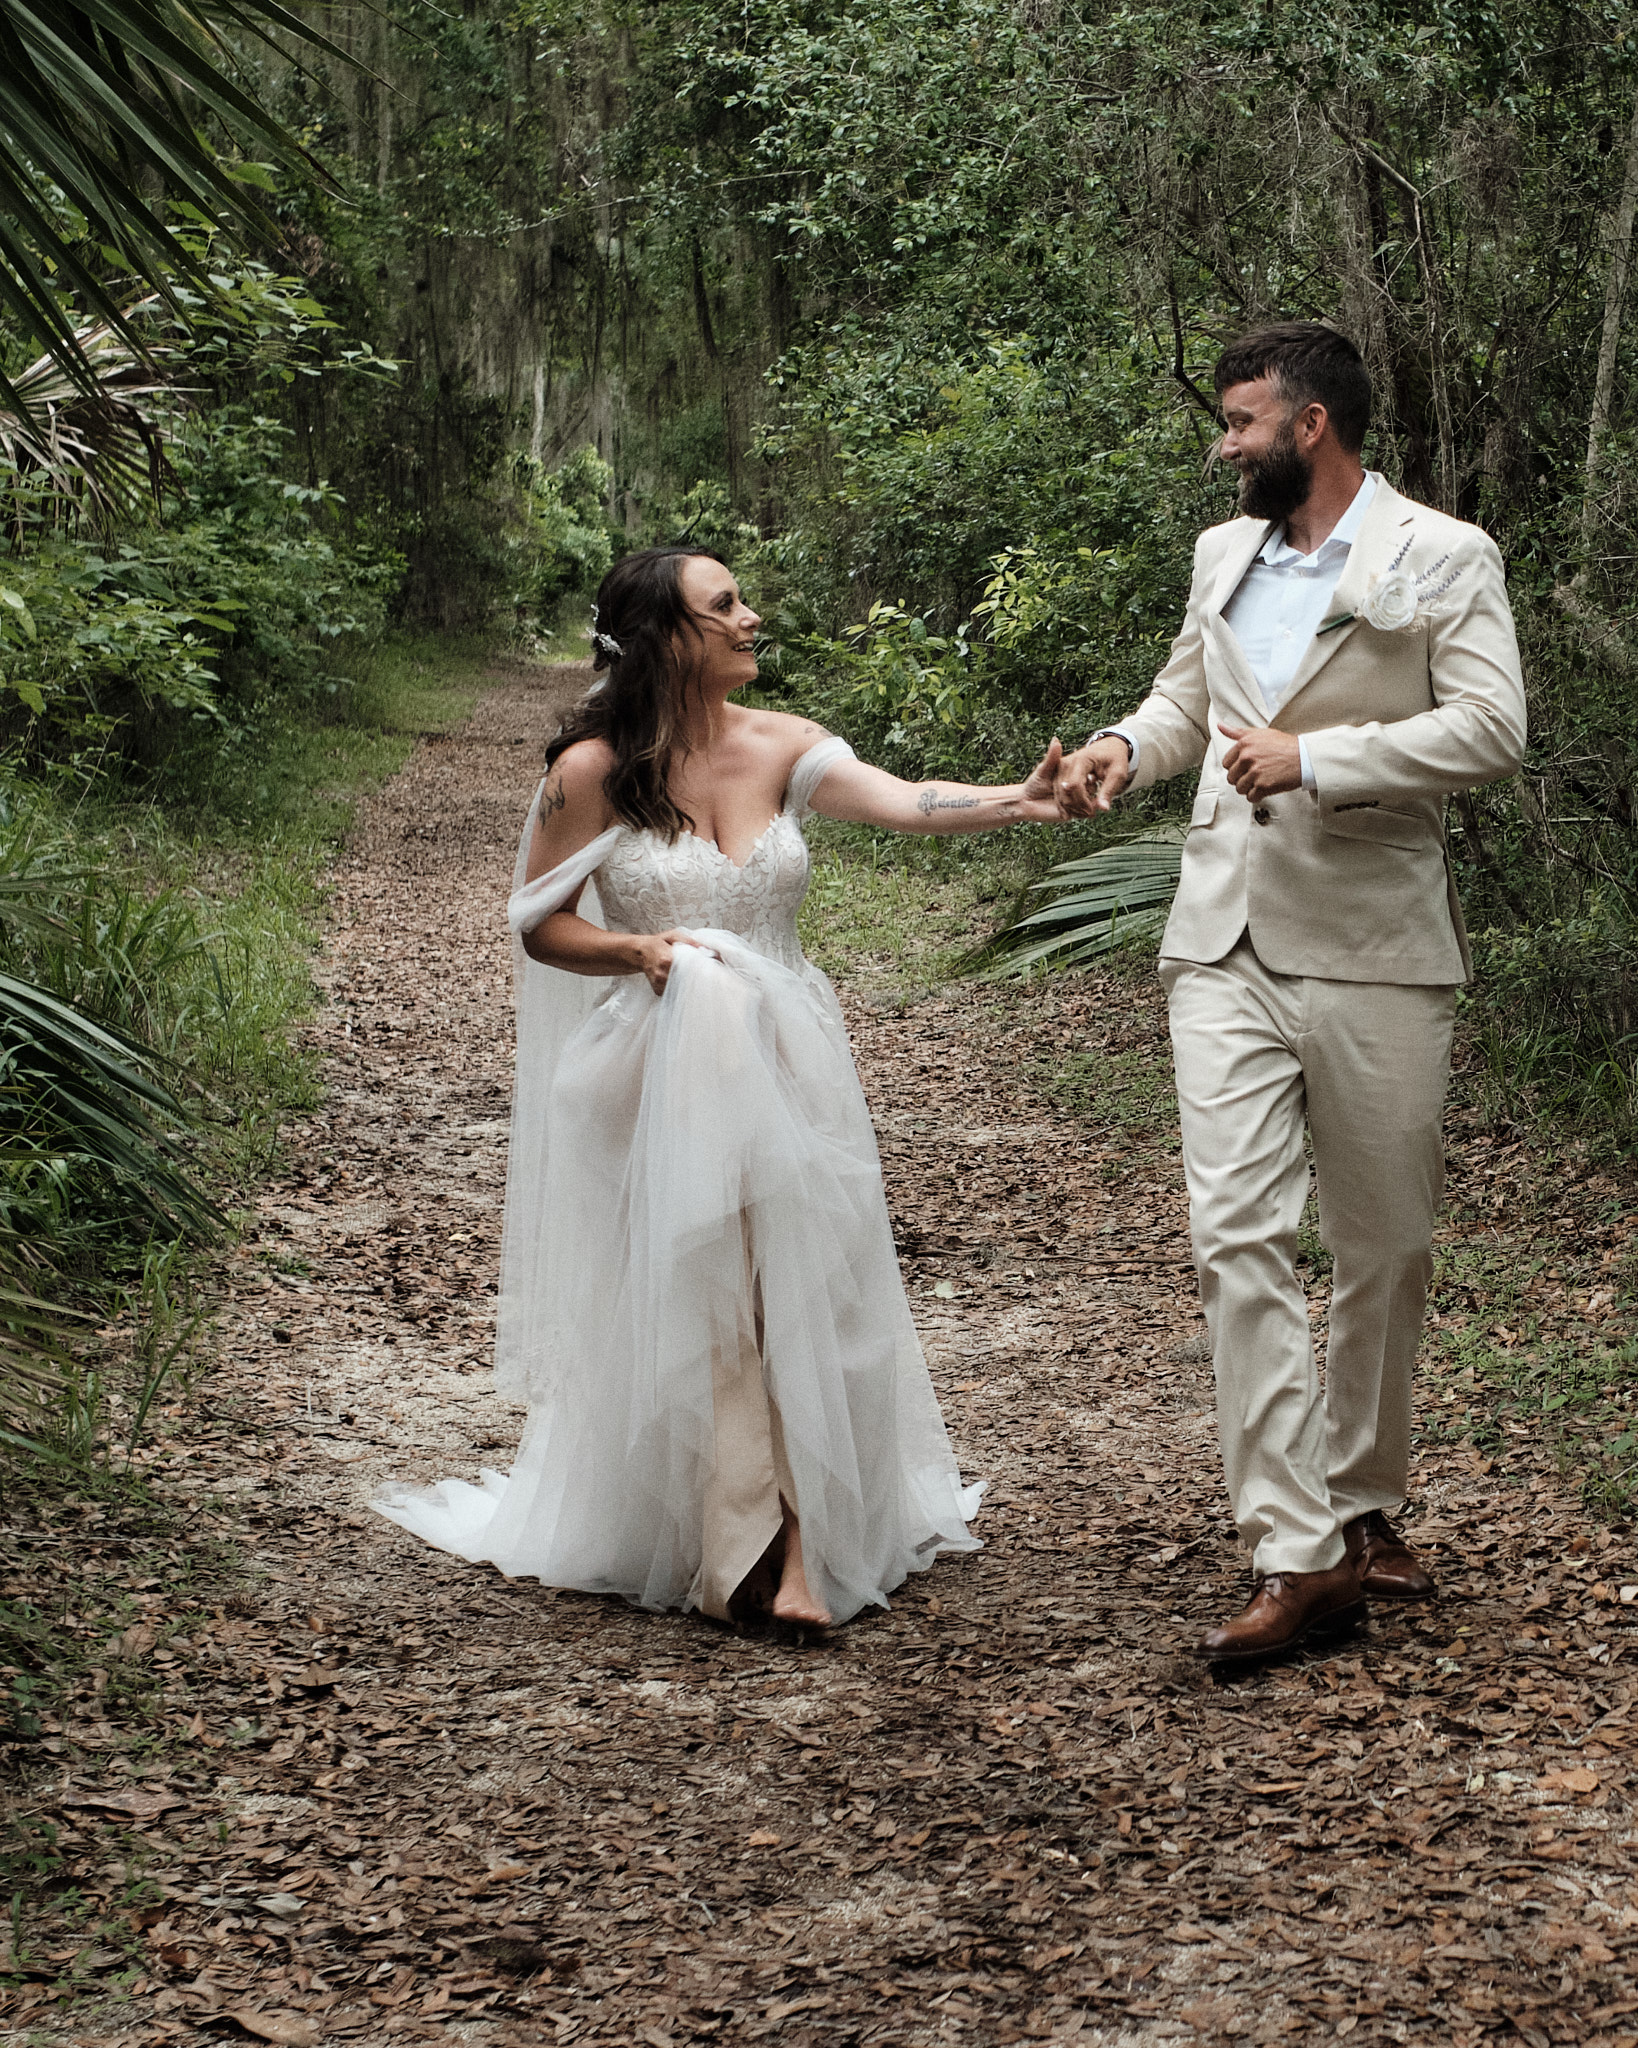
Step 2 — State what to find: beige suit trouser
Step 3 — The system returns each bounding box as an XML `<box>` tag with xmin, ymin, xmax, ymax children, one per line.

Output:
<box><xmin>693</xmin><ymin>1222</ymin><xmax>795</xmax><ymax>1621</ymax></box>
<box><xmin>1160</xmin><ymin>935</ymin><xmax>1456</xmax><ymax>1577</ymax></box>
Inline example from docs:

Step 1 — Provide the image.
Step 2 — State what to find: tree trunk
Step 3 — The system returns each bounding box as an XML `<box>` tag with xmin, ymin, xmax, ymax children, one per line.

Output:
<box><xmin>691</xmin><ymin>240</ymin><xmax>719</xmax><ymax>363</ymax></box>
<box><xmin>1328</xmin><ymin>109</ymin><xmax>1453</xmax><ymax>508</ymax></box>
<box><xmin>1581</xmin><ymin>91</ymin><xmax>1638</xmax><ymax>570</ymax></box>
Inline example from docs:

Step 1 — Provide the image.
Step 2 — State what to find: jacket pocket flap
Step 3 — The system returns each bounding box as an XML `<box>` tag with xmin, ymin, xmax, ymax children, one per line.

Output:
<box><xmin>1189</xmin><ymin>787</ymin><xmax>1220</xmax><ymax>829</ymax></box>
<box><xmin>1320</xmin><ymin>802</ymin><xmax>1433</xmax><ymax>851</ymax></box>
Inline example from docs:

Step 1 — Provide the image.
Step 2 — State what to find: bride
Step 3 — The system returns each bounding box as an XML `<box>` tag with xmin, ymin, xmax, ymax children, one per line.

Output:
<box><xmin>376</xmin><ymin>545</ymin><xmax>1066</xmax><ymax>1626</ymax></box>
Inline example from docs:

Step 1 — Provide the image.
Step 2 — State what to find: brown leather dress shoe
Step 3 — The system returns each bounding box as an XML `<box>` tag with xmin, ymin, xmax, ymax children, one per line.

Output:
<box><xmin>1344</xmin><ymin>1509</ymin><xmax>1435</xmax><ymax>1599</ymax></box>
<box><xmin>1200</xmin><ymin>1561</ymin><xmax>1367</xmax><ymax>1663</ymax></box>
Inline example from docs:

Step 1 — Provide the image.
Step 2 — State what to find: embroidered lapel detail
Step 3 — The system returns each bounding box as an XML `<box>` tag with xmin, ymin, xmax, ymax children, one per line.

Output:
<box><xmin>1273</xmin><ymin>484</ymin><xmax>1415</xmax><ymax>714</ymax></box>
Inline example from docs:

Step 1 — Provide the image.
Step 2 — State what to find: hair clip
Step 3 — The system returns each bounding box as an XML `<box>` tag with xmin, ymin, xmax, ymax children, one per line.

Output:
<box><xmin>589</xmin><ymin>603</ymin><xmax>623</xmax><ymax>660</ymax></box>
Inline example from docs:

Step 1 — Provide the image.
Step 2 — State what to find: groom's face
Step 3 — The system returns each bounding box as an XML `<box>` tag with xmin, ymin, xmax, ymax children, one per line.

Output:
<box><xmin>1219</xmin><ymin>377</ymin><xmax>1315</xmax><ymax>524</ymax></box>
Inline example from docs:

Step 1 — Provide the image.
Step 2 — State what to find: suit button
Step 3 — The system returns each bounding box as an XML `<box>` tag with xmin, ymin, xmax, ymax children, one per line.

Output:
<box><xmin>1253</xmin><ymin>806</ymin><xmax>1271</xmax><ymax>825</ymax></box>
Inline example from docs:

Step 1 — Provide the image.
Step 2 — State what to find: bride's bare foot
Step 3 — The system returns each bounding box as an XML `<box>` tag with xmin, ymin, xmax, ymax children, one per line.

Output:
<box><xmin>727</xmin><ymin>1527</ymin><xmax>785</xmax><ymax>1623</ymax></box>
<box><xmin>771</xmin><ymin>1496</ymin><xmax>831</xmax><ymax>1628</ymax></box>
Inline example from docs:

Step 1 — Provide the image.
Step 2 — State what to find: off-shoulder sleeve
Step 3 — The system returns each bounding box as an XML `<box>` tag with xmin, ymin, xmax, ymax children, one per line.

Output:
<box><xmin>507</xmin><ymin>799</ymin><xmax>621</xmax><ymax>935</ymax></box>
<box><xmin>495</xmin><ymin>792</ymin><xmax>615</xmax><ymax>1401</ymax></box>
<box><xmin>784</xmin><ymin>736</ymin><xmax>856</xmax><ymax>822</ymax></box>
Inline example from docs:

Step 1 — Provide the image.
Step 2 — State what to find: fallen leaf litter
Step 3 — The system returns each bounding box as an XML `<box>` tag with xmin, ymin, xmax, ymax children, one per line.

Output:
<box><xmin>1</xmin><ymin>660</ymin><xmax>1635</xmax><ymax>2046</ymax></box>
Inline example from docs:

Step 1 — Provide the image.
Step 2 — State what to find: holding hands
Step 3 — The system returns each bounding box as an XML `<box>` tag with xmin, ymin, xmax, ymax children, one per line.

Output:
<box><xmin>1053</xmin><ymin>735</ymin><xmax>1133</xmax><ymax>818</ymax></box>
<box><xmin>1050</xmin><ymin>722</ymin><xmax>1304</xmax><ymax>816</ymax></box>
<box><xmin>1014</xmin><ymin>735</ymin><xmax>1069</xmax><ymax>820</ymax></box>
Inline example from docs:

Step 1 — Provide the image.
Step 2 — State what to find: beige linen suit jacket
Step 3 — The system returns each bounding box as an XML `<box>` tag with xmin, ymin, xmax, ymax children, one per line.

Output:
<box><xmin>1123</xmin><ymin>478</ymin><xmax>1527</xmax><ymax>984</ymax></box>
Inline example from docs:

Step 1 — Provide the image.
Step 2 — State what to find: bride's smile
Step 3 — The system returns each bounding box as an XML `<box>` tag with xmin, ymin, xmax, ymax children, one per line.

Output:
<box><xmin>678</xmin><ymin>556</ymin><xmax>762</xmax><ymax>699</ymax></box>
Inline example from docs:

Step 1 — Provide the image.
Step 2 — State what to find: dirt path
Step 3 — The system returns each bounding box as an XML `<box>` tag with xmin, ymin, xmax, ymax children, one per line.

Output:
<box><xmin>12</xmin><ymin>668</ymin><xmax>1638</xmax><ymax>2047</ymax></box>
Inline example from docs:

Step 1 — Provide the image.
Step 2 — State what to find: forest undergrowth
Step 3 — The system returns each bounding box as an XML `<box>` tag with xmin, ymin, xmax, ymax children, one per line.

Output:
<box><xmin>0</xmin><ymin>636</ymin><xmax>489</xmax><ymax>1756</ymax></box>
<box><xmin>0</xmin><ymin>656</ymin><xmax>1632</xmax><ymax>2048</ymax></box>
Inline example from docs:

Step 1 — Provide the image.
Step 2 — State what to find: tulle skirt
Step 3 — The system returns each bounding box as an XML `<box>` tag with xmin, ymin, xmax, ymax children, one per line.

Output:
<box><xmin>375</xmin><ymin>931</ymin><xmax>981</xmax><ymax>1623</ymax></box>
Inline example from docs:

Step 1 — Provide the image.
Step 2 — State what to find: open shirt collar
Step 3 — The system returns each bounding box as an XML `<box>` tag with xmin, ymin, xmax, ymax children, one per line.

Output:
<box><xmin>1257</xmin><ymin>470</ymin><xmax>1379</xmax><ymax>569</ymax></box>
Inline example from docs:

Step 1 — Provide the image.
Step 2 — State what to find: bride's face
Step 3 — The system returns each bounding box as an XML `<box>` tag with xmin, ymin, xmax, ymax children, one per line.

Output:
<box><xmin>677</xmin><ymin>557</ymin><xmax>761</xmax><ymax>694</ymax></box>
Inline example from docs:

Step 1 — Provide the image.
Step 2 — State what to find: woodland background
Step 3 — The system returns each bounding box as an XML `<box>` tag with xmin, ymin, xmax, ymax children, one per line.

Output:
<box><xmin>0</xmin><ymin>4</ymin><xmax>1636</xmax><ymax>1547</ymax></box>
<box><xmin>0</xmin><ymin>3</ymin><xmax>1636</xmax><ymax>2017</ymax></box>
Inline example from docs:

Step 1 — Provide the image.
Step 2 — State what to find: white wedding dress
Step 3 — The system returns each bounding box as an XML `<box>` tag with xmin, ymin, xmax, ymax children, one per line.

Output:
<box><xmin>375</xmin><ymin>737</ymin><xmax>982</xmax><ymax>1623</ymax></box>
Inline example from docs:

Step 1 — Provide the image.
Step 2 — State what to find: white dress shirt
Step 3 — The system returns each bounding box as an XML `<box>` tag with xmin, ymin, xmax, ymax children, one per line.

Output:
<box><xmin>1101</xmin><ymin>472</ymin><xmax>1379</xmax><ymax>793</ymax></box>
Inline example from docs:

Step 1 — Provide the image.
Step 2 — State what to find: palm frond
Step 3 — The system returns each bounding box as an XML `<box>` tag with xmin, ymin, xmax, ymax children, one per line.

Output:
<box><xmin>0</xmin><ymin>310</ymin><xmax>179</xmax><ymax>522</ymax></box>
<box><xmin>0</xmin><ymin>851</ymin><xmax>218</xmax><ymax>1456</ymax></box>
<box><xmin>0</xmin><ymin>0</ymin><xmax>357</xmax><ymax>403</ymax></box>
<box><xmin>968</xmin><ymin>830</ymin><xmax>1184</xmax><ymax>980</ymax></box>
<box><xmin>0</xmin><ymin>968</ymin><xmax>218</xmax><ymax>1232</ymax></box>
<box><xmin>0</xmin><ymin>1263</ymin><xmax>84</xmax><ymax>1454</ymax></box>
<box><xmin>0</xmin><ymin>868</ymin><xmax>78</xmax><ymax>941</ymax></box>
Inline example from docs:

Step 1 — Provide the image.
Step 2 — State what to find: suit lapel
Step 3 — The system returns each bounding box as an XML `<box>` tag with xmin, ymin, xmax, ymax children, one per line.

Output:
<box><xmin>1205</xmin><ymin>516</ymin><xmax>1276</xmax><ymax>615</ymax></box>
<box><xmin>1272</xmin><ymin>481</ymin><xmax>1417</xmax><ymax>715</ymax></box>
<box><xmin>1201</xmin><ymin>516</ymin><xmax>1277</xmax><ymax>729</ymax></box>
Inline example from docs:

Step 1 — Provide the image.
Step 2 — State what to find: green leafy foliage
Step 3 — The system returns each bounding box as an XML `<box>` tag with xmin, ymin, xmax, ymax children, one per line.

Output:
<box><xmin>0</xmin><ymin>0</ymin><xmax>349</xmax><ymax>402</ymax></box>
<box><xmin>0</xmin><ymin>409</ymin><xmax>401</xmax><ymax>734</ymax></box>
<box><xmin>843</xmin><ymin>600</ymin><xmax>974</xmax><ymax>734</ymax></box>
<box><xmin>1468</xmin><ymin>911</ymin><xmax>1638</xmax><ymax>1143</ymax></box>
<box><xmin>970</xmin><ymin>833</ymin><xmax>1185</xmax><ymax>981</ymax></box>
<box><xmin>756</xmin><ymin>340</ymin><xmax>1219</xmax><ymax>784</ymax></box>
<box><xmin>517</xmin><ymin>445</ymin><xmax>616</xmax><ymax>615</ymax></box>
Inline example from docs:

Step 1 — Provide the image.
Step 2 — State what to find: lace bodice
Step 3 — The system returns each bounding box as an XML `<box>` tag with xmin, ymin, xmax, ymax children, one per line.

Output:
<box><xmin>506</xmin><ymin>734</ymin><xmax>854</xmax><ymax>979</ymax></box>
<box><xmin>595</xmin><ymin>810</ymin><xmax>813</xmax><ymax>971</ymax></box>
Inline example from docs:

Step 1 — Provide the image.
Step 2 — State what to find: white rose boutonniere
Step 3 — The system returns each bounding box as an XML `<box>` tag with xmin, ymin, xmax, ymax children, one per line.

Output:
<box><xmin>1317</xmin><ymin>541</ymin><xmax>1465</xmax><ymax>636</ymax></box>
<box><xmin>1360</xmin><ymin>569</ymin><xmax>1419</xmax><ymax>631</ymax></box>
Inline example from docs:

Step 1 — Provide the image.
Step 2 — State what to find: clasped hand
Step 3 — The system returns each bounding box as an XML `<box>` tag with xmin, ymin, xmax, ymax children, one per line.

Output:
<box><xmin>1050</xmin><ymin>723</ymin><xmax>1303</xmax><ymax>816</ymax></box>
<box><xmin>1216</xmin><ymin>725</ymin><xmax>1302</xmax><ymax>804</ymax></box>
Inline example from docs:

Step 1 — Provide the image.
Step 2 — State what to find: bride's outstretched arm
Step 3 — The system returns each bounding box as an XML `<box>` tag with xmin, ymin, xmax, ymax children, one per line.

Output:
<box><xmin>809</xmin><ymin>738</ymin><xmax>1067</xmax><ymax>835</ymax></box>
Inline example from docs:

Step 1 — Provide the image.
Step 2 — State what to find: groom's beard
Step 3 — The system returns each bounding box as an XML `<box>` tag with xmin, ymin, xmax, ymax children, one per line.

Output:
<box><xmin>1235</xmin><ymin>422</ymin><xmax>1314</xmax><ymax>523</ymax></box>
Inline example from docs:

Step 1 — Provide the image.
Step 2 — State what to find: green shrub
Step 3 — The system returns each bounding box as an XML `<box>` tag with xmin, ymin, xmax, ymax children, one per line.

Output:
<box><xmin>517</xmin><ymin>444</ymin><xmax>616</xmax><ymax>613</ymax></box>
<box><xmin>0</xmin><ymin>410</ymin><xmax>402</xmax><ymax>750</ymax></box>
<box><xmin>755</xmin><ymin>340</ymin><xmax>1218</xmax><ymax>788</ymax></box>
<box><xmin>1467</xmin><ymin>911</ymin><xmax>1638</xmax><ymax>1147</ymax></box>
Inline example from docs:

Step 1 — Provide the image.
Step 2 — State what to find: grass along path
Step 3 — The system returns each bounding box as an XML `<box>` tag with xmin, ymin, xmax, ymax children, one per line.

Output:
<box><xmin>3</xmin><ymin>661</ymin><xmax>1637</xmax><ymax>2047</ymax></box>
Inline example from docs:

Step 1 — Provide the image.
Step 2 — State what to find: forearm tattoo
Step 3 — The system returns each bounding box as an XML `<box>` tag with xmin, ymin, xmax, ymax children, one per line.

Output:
<box><xmin>915</xmin><ymin>787</ymin><xmax>983</xmax><ymax>816</ymax></box>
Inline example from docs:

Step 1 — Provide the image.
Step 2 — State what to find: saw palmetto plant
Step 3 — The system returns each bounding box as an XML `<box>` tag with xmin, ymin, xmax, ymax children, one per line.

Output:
<box><xmin>0</xmin><ymin>865</ymin><xmax>216</xmax><ymax>1225</ymax></box>
<box><xmin>970</xmin><ymin>830</ymin><xmax>1185</xmax><ymax>980</ymax></box>
<box><xmin>0</xmin><ymin>0</ymin><xmax>349</xmax><ymax>410</ymax></box>
<box><xmin>0</xmin><ymin>311</ymin><xmax>178</xmax><ymax>535</ymax></box>
<box><xmin>0</xmin><ymin>866</ymin><xmax>217</xmax><ymax>1450</ymax></box>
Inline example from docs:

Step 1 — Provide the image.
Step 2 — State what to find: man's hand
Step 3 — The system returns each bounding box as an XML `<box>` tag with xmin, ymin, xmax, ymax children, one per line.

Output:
<box><xmin>1219</xmin><ymin>724</ymin><xmax>1303</xmax><ymax>804</ymax></box>
<box><xmin>1055</xmin><ymin>736</ymin><xmax>1132</xmax><ymax>818</ymax></box>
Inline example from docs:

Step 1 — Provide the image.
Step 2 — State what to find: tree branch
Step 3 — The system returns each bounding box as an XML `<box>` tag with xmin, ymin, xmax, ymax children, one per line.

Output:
<box><xmin>1323</xmin><ymin>108</ymin><xmax>1456</xmax><ymax>511</ymax></box>
<box><xmin>1167</xmin><ymin>282</ymin><xmax>1222</xmax><ymax>427</ymax></box>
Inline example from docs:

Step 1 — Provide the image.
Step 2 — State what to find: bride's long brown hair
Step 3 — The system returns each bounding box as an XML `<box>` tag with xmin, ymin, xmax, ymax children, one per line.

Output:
<box><xmin>545</xmin><ymin>545</ymin><xmax>724</xmax><ymax>840</ymax></box>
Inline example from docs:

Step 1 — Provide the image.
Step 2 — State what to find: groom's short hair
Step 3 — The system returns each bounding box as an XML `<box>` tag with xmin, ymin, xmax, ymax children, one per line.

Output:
<box><xmin>1213</xmin><ymin>323</ymin><xmax>1372</xmax><ymax>454</ymax></box>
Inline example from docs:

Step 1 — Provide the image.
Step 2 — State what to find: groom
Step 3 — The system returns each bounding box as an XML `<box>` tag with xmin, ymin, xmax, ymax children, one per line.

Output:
<box><xmin>1057</xmin><ymin>323</ymin><xmax>1526</xmax><ymax>1660</ymax></box>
